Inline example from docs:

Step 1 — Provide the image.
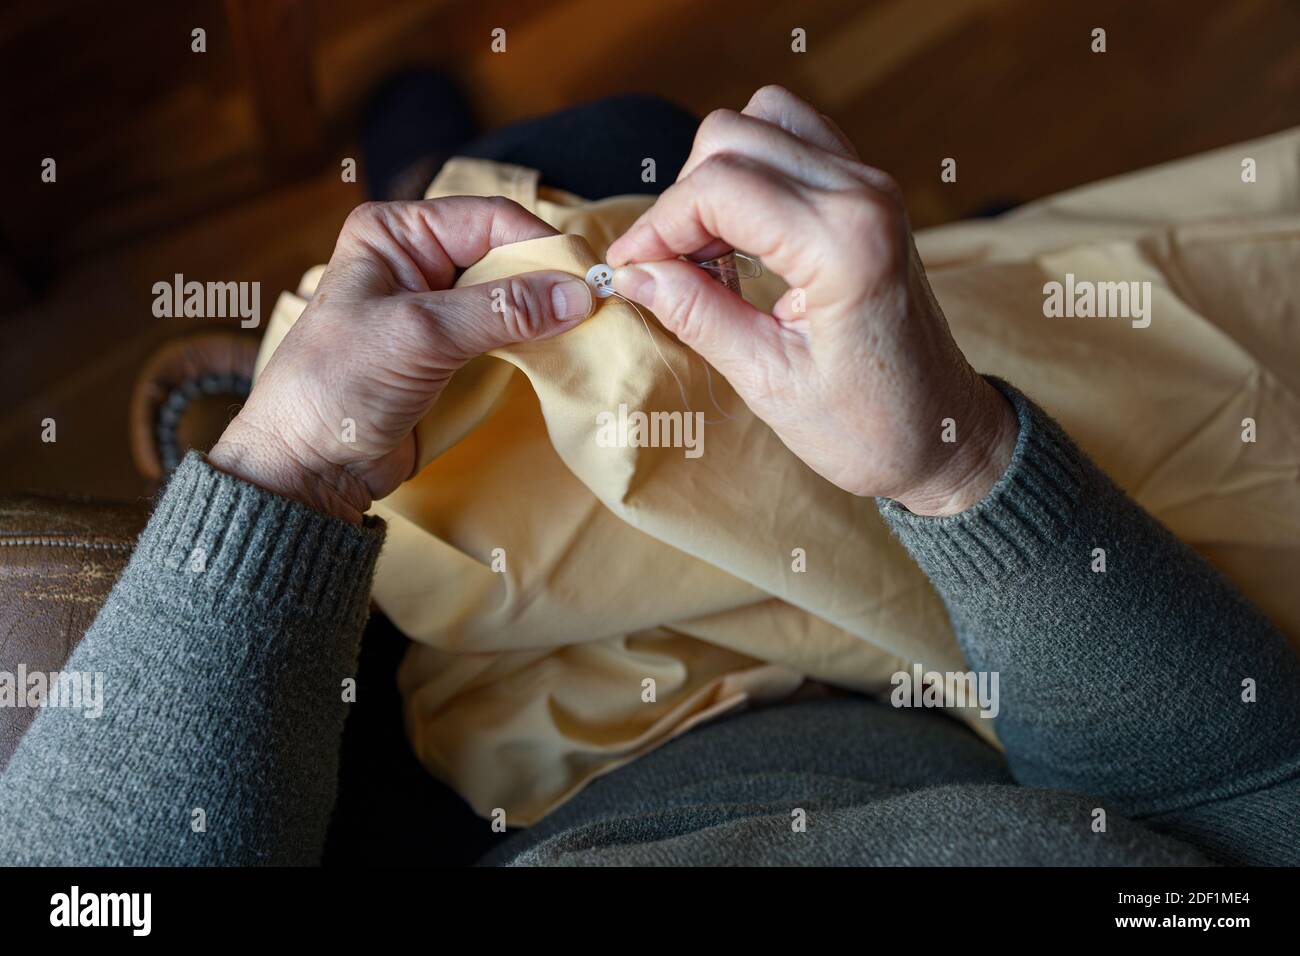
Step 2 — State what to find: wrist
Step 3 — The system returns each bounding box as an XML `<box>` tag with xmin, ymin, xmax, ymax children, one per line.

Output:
<box><xmin>208</xmin><ymin>416</ymin><xmax>370</xmax><ymax>526</ymax></box>
<box><xmin>896</xmin><ymin>377</ymin><xmax>1019</xmax><ymax>517</ymax></box>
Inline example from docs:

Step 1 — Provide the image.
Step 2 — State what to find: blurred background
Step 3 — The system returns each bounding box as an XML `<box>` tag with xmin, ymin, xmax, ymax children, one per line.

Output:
<box><xmin>2</xmin><ymin>0</ymin><xmax>1298</xmax><ymax>500</ymax></box>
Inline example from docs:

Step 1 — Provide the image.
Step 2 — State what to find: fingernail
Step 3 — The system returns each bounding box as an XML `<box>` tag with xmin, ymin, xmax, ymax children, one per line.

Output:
<box><xmin>551</xmin><ymin>278</ymin><xmax>593</xmax><ymax>321</ymax></box>
<box><xmin>613</xmin><ymin>266</ymin><xmax>655</xmax><ymax>304</ymax></box>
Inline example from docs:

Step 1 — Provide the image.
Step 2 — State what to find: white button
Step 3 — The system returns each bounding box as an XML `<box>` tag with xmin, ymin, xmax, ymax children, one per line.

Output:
<box><xmin>585</xmin><ymin>263</ymin><xmax>616</xmax><ymax>298</ymax></box>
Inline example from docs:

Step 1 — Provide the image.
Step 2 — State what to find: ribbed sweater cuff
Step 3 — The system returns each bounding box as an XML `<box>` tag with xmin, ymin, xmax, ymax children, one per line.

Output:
<box><xmin>125</xmin><ymin>451</ymin><xmax>386</xmax><ymax>626</ymax></box>
<box><xmin>876</xmin><ymin>378</ymin><xmax>1086</xmax><ymax>590</ymax></box>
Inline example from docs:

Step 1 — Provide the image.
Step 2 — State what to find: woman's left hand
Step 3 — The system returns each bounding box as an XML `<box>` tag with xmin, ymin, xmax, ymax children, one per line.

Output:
<box><xmin>209</xmin><ymin>196</ymin><xmax>594</xmax><ymax>524</ymax></box>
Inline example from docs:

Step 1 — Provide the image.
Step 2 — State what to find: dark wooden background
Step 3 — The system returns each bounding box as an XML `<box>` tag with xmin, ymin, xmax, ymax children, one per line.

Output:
<box><xmin>2</xmin><ymin>0</ymin><xmax>1298</xmax><ymax>498</ymax></box>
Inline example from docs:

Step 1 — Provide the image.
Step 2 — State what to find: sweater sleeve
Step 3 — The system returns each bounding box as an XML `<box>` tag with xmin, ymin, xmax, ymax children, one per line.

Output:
<box><xmin>876</xmin><ymin>379</ymin><xmax>1300</xmax><ymax>854</ymax></box>
<box><xmin>0</xmin><ymin>452</ymin><xmax>384</xmax><ymax>865</ymax></box>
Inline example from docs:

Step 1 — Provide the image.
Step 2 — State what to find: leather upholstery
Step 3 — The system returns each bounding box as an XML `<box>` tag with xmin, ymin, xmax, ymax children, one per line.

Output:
<box><xmin>0</xmin><ymin>495</ymin><xmax>146</xmax><ymax>767</ymax></box>
<box><xmin>0</xmin><ymin>330</ymin><xmax>253</xmax><ymax>766</ymax></box>
<box><xmin>0</xmin><ymin>493</ymin><xmax>458</xmax><ymax>865</ymax></box>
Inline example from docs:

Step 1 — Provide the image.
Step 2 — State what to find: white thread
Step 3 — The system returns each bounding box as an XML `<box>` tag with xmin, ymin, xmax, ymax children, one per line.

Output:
<box><xmin>606</xmin><ymin>288</ymin><xmax>733</xmax><ymax>424</ymax></box>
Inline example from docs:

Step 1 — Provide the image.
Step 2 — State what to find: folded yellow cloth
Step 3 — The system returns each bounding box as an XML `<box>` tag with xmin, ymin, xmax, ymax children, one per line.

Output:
<box><xmin>256</xmin><ymin>130</ymin><xmax>1300</xmax><ymax>824</ymax></box>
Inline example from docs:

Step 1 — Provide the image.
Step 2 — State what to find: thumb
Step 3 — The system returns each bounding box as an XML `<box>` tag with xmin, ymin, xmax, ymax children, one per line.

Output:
<box><xmin>611</xmin><ymin>259</ymin><xmax>780</xmax><ymax>376</ymax></box>
<box><xmin>418</xmin><ymin>270</ymin><xmax>593</xmax><ymax>359</ymax></box>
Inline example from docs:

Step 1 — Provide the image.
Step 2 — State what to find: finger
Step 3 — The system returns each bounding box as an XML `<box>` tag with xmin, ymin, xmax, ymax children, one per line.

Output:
<box><xmin>333</xmin><ymin>196</ymin><xmax>558</xmax><ymax>293</ymax></box>
<box><xmin>660</xmin><ymin>95</ymin><xmax>860</xmax><ymax>264</ymax></box>
<box><xmin>607</xmin><ymin>153</ymin><xmax>825</xmax><ymax>290</ymax></box>
<box><xmin>741</xmin><ymin>85</ymin><xmax>858</xmax><ymax>161</ymax></box>
<box><xmin>677</xmin><ymin>106</ymin><xmax>862</xmax><ymax>190</ymax></box>
<box><xmin>611</xmin><ymin>258</ymin><xmax>784</xmax><ymax>384</ymax></box>
<box><xmin>411</xmin><ymin>269</ymin><xmax>593</xmax><ymax>359</ymax></box>
<box><xmin>741</xmin><ymin>86</ymin><xmax>898</xmax><ymax>200</ymax></box>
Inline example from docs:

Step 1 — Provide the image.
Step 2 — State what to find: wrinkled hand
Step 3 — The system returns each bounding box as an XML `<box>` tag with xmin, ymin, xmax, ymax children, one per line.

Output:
<box><xmin>607</xmin><ymin>86</ymin><xmax>1017</xmax><ymax>515</ymax></box>
<box><xmin>210</xmin><ymin>197</ymin><xmax>593</xmax><ymax>524</ymax></box>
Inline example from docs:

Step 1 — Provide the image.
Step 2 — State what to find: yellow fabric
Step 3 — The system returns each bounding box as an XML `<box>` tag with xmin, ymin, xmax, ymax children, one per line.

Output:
<box><xmin>256</xmin><ymin>132</ymin><xmax>1300</xmax><ymax>824</ymax></box>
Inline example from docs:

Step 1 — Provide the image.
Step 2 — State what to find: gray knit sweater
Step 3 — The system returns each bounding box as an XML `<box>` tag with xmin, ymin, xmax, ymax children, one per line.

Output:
<box><xmin>2</xmin><ymin>381</ymin><xmax>1298</xmax><ymax>865</ymax></box>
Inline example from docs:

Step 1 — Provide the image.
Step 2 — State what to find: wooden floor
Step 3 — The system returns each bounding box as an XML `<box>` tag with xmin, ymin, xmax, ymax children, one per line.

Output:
<box><xmin>2</xmin><ymin>0</ymin><xmax>1299</xmax><ymax>499</ymax></box>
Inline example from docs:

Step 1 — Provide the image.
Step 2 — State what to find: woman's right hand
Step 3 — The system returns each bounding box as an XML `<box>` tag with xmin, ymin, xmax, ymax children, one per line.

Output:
<box><xmin>606</xmin><ymin>85</ymin><xmax>1017</xmax><ymax>516</ymax></box>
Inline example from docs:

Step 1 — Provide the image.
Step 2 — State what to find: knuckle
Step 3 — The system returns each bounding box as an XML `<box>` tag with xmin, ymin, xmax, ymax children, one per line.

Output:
<box><xmin>395</xmin><ymin>297</ymin><xmax>464</xmax><ymax>364</ymax></box>
<box><xmin>396</xmin><ymin>298</ymin><xmax>446</xmax><ymax>348</ymax></box>
<box><xmin>836</xmin><ymin>186</ymin><xmax>902</xmax><ymax>235</ymax></box>
<box><xmin>343</xmin><ymin>200</ymin><xmax>384</xmax><ymax>232</ymax></box>
<box><xmin>695</xmin><ymin>150</ymin><xmax>756</xmax><ymax>184</ymax></box>
<box><xmin>664</xmin><ymin>280</ymin><xmax>707</xmax><ymax>346</ymax></box>
<box><xmin>747</xmin><ymin>84</ymin><xmax>795</xmax><ymax>113</ymax></box>
<box><xmin>698</xmin><ymin>107</ymin><xmax>741</xmax><ymax>143</ymax></box>
<box><xmin>868</xmin><ymin>170</ymin><xmax>904</xmax><ymax>205</ymax></box>
<box><xmin>823</xmin><ymin>189</ymin><xmax>905</xmax><ymax>272</ymax></box>
<box><xmin>501</xmin><ymin>277</ymin><xmax>547</xmax><ymax>339</ymax></box>
<box><xmin>398</xmin><ymin>296</ymin><xmax>432</xmax><ymax>330</ymax></box>
<box><xmin>483</xmin><ymin>195</ymin><xmax>529</xmax><ymax>222</ymax></box>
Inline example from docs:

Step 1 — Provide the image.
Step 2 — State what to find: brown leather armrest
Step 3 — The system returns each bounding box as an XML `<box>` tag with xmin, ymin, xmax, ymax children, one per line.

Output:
<box><xmin>129</xmin><ymin>331</ymin><xmax>257</xmax><ymax>484</ymax></box>
<box><xmin>0</xmin><ymin>495</ymin><xmax>146</xmax><ymax>767</ymax></box>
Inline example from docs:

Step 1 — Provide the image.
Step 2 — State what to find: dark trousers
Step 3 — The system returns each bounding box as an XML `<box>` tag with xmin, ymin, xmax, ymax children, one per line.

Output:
<box><xmin>460</xmin><ymin>94</ymin><xmax>697</xmax><ymax>200</ymax></box>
